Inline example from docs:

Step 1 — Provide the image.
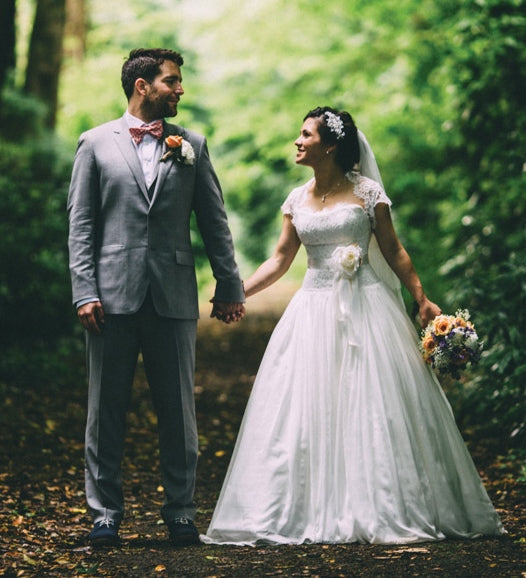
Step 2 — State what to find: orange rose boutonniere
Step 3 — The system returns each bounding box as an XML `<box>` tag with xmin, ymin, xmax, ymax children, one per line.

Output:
<box><xmin>161</xmin><ymin>135</ymin><xmax>195</xmax><ymax>165</ymax></box>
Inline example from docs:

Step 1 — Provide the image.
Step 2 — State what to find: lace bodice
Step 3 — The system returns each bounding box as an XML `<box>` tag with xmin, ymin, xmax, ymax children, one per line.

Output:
<box><xmin>281</xmin><ymin>175</ymin><xmax>392</xmax><ymax>290</ymax></box>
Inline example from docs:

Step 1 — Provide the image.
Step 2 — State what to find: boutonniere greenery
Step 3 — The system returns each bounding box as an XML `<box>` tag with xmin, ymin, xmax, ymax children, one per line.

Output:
<box><xmin>161</xmin><ymin>135</ymin><xmax>195</xmax><ymax>165</ymax></box>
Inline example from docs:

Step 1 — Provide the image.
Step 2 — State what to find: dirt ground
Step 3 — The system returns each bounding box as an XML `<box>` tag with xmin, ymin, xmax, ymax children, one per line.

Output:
<box><xmin>1</xmin><ymin>297</ymin><xmax>525</xmax><ymax>577</ymax></box>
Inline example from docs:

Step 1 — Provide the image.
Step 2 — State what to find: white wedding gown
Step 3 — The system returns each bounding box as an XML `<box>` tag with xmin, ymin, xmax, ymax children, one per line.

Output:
<box><xmin>203</xmin><ymin>175</ymin><xmax>504</xmax><ymax>545</ymax></box>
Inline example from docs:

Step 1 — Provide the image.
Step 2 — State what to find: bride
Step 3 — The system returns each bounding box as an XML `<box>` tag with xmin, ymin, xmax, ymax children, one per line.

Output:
<box><xmin>203</xmin><ymin>107</ymin><xmax>504</xmax><ymax>545</ymax></box>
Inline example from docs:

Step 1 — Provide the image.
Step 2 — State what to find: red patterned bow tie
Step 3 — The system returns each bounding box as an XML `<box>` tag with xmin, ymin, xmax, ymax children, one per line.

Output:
<box><xmin>129</xmin><ymin>120</ymin><xmax>164</xmax><ymax>144</ymax></box>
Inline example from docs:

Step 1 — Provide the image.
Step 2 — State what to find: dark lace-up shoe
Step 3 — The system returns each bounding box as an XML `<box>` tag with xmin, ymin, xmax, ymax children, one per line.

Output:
<box><xmin>88</xmin><ymin>519</ymin><xmax>120</xmax><ymax>547</ymax></box>
<box><xmin>167</xmin><ymin>517</ymin><xmax>200</xmax><ymax>546</ymax></box>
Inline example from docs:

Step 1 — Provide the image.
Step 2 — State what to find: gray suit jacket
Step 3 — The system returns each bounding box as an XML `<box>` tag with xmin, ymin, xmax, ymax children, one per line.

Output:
<box><xmin>68</xmin><ymin>116</ymin><xmax>244</xmax><ymax>319</ymax></box>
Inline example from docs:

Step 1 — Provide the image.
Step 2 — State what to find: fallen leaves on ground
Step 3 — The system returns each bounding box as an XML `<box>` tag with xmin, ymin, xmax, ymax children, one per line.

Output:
<box><xmin>0</xmin><ymin>314</ymin><xmax>524</xmax><ymax>577</ymax></box>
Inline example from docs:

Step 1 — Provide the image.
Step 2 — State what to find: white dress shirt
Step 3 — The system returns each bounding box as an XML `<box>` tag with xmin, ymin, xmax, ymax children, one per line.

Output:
<box><xmin>125</xmin><ymin>111</ymin><xmax>163</xmax><ymax>189</ymax></box>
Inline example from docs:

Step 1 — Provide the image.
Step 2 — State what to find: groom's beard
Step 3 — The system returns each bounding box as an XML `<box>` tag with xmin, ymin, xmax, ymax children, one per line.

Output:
<box><xmin>143</xmin><ymin>96</ymin><xmax>178</xmax><ymax>119</ymax></box>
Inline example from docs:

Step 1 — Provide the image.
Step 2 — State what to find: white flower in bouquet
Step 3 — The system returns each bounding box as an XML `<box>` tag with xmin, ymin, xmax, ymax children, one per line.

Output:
<box><xmin>464</xmin><ymin>330</ymin><xmax>480</xmax><ymax>350</ymax></box>
<box><xmin>450</xmin><ymin>328</ymin><xmax>466</xmax><ymax>346</ymax></box>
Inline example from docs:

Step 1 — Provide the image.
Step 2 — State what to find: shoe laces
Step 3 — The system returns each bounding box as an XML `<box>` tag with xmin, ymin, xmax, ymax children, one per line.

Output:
<box><xmin>98</xmin><ymin>518</ymin><xmax>115</xmax><ymax>528</ymax></box>
<box><xmin>172</xmin><ymin>517</ymin><xmax>192</xmax><ymax>525</ymax></box>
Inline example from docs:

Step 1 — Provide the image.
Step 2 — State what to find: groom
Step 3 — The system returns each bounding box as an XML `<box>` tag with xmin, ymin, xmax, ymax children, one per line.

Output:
<box><xmin>67</xmin><ymin>48</ymin><xmax>245</xmax><ymax>547</ymax></box>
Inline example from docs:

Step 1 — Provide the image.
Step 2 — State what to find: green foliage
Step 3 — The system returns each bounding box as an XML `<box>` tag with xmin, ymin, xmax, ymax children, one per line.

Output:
<box><xmin>0</xmin><ymin>89</ymin><xmax>77</xmax><ymax>383</ymax></box>
<box><xmin>173</xmin><ymin>0</ymin><xmax>425</xmax><ymax>262</ymax></box>
<box><xmin>410</xmin><ymin>0</ymin><xmax>526</xmax><ymax>446</ymax></box>
<box><xmin>445</xmin><ymin>0</ymin><xmax>526</xmax><ymax>447</ymax></box>
<box><xmin>0</xmin><ymin>85</ymin><xmax>47</xmax><ymax>141</ymax></box>
<box><xmin>7</xmin><ymin>0</ymin><xmax>525</xmax><ymax>455</ymax></box>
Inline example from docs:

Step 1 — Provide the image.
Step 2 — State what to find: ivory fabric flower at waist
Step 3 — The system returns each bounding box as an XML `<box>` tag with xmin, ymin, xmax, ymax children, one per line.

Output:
<box><xmin>307</xmin><ymin>253</ymin><xmax>369</xmax><ymax>270</ymax></box>
<box><xmin>303</xmin><ymin>249</ymin><xmax>370</xmax><ymax>291</ymax></box>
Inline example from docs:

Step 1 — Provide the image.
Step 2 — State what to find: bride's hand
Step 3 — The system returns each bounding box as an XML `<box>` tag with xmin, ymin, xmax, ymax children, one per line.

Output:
<box><xmin>418</xmin><ymin>299</ymin><xmax>441</xmax><ymax>328</ymax></box>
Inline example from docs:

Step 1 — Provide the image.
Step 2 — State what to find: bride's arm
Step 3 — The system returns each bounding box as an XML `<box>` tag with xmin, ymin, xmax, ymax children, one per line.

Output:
<box><xmin>373</xmin><ymin>203</ymin><xmax>441</xmax><ymax>327</ymax></box>
<box><xmin>243</xmin><ymin>215</ymin><xmax>301</xmax><ymax>298</ymax></box>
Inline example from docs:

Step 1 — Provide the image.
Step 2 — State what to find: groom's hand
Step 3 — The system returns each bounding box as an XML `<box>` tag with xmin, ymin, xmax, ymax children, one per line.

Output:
<box><xmin>210</xmin><ymin>301</ymin><xmax>245</xmax><ymax>324</ymax></box>
<box><xmin>77</xmin><ymin>301</ymin><xmax>105</xmax><ymax>334</ymax></box>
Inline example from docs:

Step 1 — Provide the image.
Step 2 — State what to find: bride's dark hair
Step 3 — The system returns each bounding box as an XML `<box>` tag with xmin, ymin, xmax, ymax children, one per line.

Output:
<box><xmin>304</xmin><ymin>106</ymin><xmax>360</xmax><ymax>172</ymax></box>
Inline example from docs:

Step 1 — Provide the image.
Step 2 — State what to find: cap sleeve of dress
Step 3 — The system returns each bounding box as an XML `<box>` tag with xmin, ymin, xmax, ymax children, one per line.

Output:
<box><xmin>280</xmin><ymin>184</ymin><xmax>306</xmax><ymax>217</ymax></box>
<box><xmin>354</xmin><ymin>175</ymin><xmax>392</xmax><ymax>229</ymax></box>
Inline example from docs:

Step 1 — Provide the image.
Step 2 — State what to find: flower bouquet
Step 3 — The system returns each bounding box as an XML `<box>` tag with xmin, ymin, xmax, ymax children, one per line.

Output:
<box><xmin>420</xmin><ymin>309</ymin><xmax>483</xmax><ymax>378</ymax></box>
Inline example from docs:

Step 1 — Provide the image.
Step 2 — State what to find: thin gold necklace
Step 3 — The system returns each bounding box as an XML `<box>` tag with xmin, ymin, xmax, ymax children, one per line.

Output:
<box><xmin>315</xmin><ymin>179</ymin><xmax>345</xmax><ymax>203</ymax></box>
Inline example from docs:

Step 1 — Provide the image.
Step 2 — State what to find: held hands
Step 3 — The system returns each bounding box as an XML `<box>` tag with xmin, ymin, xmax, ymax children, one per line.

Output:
<box><xmin>210</xmin><ymin>301</ymin><xmax>245</xmax><ymax>324</ymax></box>
<box><xmin>77</xmin><ymin>301</ymin><xmax>105</xmax><ymax>334</ymax></box>
<box><xmin>78</xmin><ymin>299</ymin><xmax>245</xmax><ymax>330</ymax></box>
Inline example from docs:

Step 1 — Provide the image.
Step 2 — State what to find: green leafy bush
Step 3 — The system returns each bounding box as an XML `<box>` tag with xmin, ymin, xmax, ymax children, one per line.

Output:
<box><xmin>416</xmin><ymin>0</ymin><xmax>526</xmax><ymax>448</ymax></box>
<box><xmin>0</xmin><ymin>91</ymin><xmax>78</xmax><ymax>383</ymax></box>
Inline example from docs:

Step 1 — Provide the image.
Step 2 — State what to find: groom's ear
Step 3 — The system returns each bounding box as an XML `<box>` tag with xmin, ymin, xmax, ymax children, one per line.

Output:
<box><xmin>135</xmin><ymin>78</ymin><xmax>149</xmax><ymax>97</ymax></box>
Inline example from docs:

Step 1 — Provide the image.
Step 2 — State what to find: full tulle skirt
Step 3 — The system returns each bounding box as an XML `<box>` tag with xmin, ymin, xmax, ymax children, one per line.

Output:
<box><xmin>203</xmin><ymin>279</ymin><xmax>504</xmax><ymax>545</ymax></box>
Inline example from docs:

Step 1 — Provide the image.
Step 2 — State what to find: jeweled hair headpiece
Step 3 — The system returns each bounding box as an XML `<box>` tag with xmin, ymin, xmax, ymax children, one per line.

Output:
<box><xmin>324</xmin><ymin>111</ymin><xmax>345</xmax><ymax>140</ymax></box>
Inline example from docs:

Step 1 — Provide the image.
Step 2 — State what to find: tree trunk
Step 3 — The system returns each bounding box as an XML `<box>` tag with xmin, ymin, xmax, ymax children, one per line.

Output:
<box><xmin>24</xmin><ymin>0</ymin><xmax>67</xmax><ymax>129</ymax></box>
<box><xmin>65</xmin><ymin>0</ymin><xmax>87</xmax><ymax>61</ymax></box>
<box><xmin>0</xmin><ymin>0</ymin><xmax>16</xmax><ymax>93</ymax></box>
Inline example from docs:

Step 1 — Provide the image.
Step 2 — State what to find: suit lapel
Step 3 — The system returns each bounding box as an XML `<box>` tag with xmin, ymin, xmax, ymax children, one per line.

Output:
<box><xmin>112</xmin><ymin>117</ymin><xmax>150</xmax><ymax>202</ymax></box>
<box><xmin>150</xmin><ymin>123</ymin><xmax>185</xmax><ymax>204</ymax></box>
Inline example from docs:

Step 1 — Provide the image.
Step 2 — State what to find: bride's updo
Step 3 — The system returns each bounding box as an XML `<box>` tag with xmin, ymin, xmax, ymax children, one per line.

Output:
<box><xmin>304</xmin><ymin>106</ymin><xmax>360</xmax><ymax>172</ymax></box>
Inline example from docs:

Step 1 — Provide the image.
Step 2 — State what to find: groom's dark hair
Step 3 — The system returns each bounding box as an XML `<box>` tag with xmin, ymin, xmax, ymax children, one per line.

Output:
<box><xmin>121</xmin><ymin>48</ymin><xmax>184</xmax><ymax>100</ymax></box>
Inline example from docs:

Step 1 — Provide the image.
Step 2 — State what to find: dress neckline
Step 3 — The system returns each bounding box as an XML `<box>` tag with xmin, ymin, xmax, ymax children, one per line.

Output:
<box><xmin>297</xmin><ymin>182</ymin><xmax>366</xmax><ymax>215</ymax></box>
<box><xmin>297</xmin><ymin>201</ymin><xmax>366</xmax><ymax>215</ymax></box>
